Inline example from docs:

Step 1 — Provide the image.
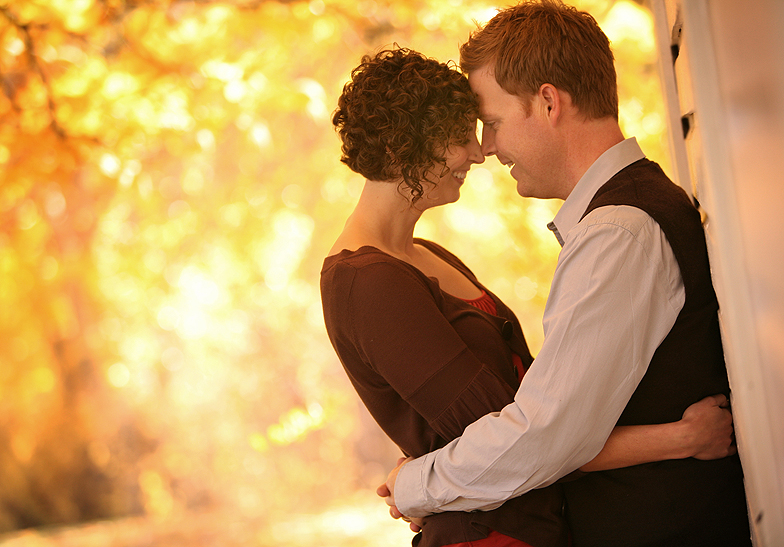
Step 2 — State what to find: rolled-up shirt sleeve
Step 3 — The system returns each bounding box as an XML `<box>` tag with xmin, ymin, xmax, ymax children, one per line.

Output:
<box><xmin>395</xmin><ymin>207</ymin><xmax>685</xmax><ymax>517</ymax></box>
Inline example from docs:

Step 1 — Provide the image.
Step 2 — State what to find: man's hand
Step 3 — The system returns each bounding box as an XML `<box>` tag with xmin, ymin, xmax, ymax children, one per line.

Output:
<box><xmin>681</xmin><ymin>394</ymin><xmax>737</xmax><ymax>460</ymax></box>
<box><xmin>377</xmin><ymin>456</ymin><xmax>423</xmax><ymax>532</ymax></box>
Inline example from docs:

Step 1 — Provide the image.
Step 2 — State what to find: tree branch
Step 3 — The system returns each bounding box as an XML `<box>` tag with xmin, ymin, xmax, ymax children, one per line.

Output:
<box><xmin>0</xmin><ymin>5</ymin><xmax>67</xmax><ymax>138</ymax></box>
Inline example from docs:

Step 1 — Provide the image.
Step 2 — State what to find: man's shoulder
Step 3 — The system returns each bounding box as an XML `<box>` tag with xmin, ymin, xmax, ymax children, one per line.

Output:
<box><xmin>577</xmin><ymin>205</ymin><xmax>656</xmax><ymax>240</ymax></box>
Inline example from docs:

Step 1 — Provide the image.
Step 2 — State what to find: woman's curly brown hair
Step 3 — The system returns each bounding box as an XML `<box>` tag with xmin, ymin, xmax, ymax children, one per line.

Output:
<box><xmin>332</xmin><ymin>47</ymin><xmax>479</xmax><ymax>202</ymax></box>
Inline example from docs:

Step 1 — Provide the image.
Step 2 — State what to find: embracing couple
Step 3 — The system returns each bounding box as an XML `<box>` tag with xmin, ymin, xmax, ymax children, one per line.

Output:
<box><xmin>320</xmin><ymin>1</ymin><xmax>751</xmax><ymax>546</ymax></box>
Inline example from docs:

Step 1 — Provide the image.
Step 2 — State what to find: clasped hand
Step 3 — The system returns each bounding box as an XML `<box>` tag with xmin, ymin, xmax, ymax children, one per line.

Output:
<box><xmin>376</xmin><ymin>456</ymin><xmax>423</xmax><ymax>532</ymax></box>
<box><xmin>375</xmin><ymin>393</ymin><xmax>737</xmax><ymax>534</ymax></box>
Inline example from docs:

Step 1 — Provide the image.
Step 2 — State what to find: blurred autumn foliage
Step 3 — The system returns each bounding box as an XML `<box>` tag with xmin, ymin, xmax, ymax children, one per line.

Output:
<box><xmin>0</xmin><ymin>0</ymin><xmax>667</xmax><ymax>543</ymax></box>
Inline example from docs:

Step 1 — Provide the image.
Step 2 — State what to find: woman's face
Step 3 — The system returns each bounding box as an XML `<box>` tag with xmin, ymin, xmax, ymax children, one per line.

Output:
<box><xmin>420</xmin><ymin>123</ymin><xmax>484</xmax><ymax>208</ymax></box>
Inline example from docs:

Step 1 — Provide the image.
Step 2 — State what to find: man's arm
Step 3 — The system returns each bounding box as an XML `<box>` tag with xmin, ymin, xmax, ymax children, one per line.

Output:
<box><xmin>381</xmin><ymin>392</ymin><xmax>735</xmax><ymax>516</ymax></box>
<box><xmin>391</xmin><ymin>209</ymin><xmax>685</xmax><ymax>518</ymax></box>
<box><xmin>580</xmin><ymin>393</ymin><xmax>736</xmax><ymax>471</ymax></box>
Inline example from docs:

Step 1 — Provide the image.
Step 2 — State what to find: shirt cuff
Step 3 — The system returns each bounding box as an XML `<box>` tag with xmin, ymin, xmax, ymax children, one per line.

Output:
<box><xmin>395</xmin><ymin>454</ymin><xmax>436</xmax><ymax>518</ymax></box>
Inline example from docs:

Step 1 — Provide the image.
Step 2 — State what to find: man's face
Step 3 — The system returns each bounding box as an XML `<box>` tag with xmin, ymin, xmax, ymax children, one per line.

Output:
<box><xmin>468</xmin><ymin>65</ymin><xmax>562</xmax><ymax>199</ymax></box>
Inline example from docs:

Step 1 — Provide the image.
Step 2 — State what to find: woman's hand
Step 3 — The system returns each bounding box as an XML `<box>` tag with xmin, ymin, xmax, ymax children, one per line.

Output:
<box><xmin>680</xmin><ymin>394</ymin><xmax>736</xmax><ymax>460</ymax></box>
<box><xmin>402</xmin><ymin>515</ymin><xmax>424</xmax><ymax>533</ymax></box>
<box><xmin>377</xmin><ymin>456</ymin><xmax>422</xmax><ymax>532</ymax></box>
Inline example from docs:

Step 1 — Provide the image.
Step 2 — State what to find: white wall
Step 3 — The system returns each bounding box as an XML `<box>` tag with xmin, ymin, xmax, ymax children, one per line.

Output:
<box><xmin>649</xmin><ymin>0</ymin><xmax>784</xmax><ymax>544</ymax></box>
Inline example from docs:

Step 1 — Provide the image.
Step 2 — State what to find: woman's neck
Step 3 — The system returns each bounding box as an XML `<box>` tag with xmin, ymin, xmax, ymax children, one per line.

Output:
<box><xmin>328</xmin><ymin>179</ymin><xmax>483</xmax><ymax>300</ymax></box>
<box><xmin>330</xmin><ymin>180</ymin><xmax>422</xmax><ymax>257</ymax></box>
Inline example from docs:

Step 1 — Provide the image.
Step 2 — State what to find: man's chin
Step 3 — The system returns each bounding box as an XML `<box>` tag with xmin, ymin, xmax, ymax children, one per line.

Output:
<box><xmin>512</xmin><ymin>170</ymin><xmax>543</xmax><ymax>199</ymax></box>
<box><xmin>514</xmin><ymin>177</ymin><xmax>530</xmax><ymax>198</ymax></box>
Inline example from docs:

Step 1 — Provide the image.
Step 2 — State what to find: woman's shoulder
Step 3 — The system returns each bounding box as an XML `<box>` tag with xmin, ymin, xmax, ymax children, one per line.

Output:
<box><xmin>414</xmin><ymin>238</ymin><xmax>477</xmax><ymax>280</ymax></box>
<box><xmin>321</xmin><ymin>245</ymin><xmax>431</xmax><ymax>293</ymax></box>
<box><xmin>413</xmin><ymin>237</ymin><xmax>449</xmax><ymax>256</ymax></box>
<box><xmin>414</xmin><ymin>238</ymin><xmax>461</xmax><ymax>263</ymax></box>
<box><xmin>322</xmin><ymin>245</ymin><xmax>404</xmax><ymax>273</ymax></box>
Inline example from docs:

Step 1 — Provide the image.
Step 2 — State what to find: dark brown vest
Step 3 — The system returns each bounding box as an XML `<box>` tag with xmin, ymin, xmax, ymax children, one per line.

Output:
<box><xmin>561</xmin><ymin>159</ymin><xmax>750</xmax><ymax>547</ymax></box>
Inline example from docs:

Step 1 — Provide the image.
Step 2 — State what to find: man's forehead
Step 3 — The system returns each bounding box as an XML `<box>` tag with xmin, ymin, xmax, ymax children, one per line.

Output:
<box><xmin>474</xmin><ymin>90</ymin><xmax>505</xmax><ymax>121</ymax></box>
<box><xmin>468</xmin><ymin>67</ymin><xmax>498</xmax><ymax>112</ymax></box>
<box><xmin>467</xmin><ymin>64</ymin><xmax>495</xmax><ymax>86</ymax></box>
<box><xmin>477</xmin><ymin>103</ymin><xmax>494</xmax><ymax>120</ymax></box>
<box><xmin>477</xmin><ymin>101</ymin><xmax>502</xmax><ymax>123</ymax></box>
<box><xmin>472</xmin><ymin>76</ymin><xmax>530</xmax><ymax>119</ymax></box>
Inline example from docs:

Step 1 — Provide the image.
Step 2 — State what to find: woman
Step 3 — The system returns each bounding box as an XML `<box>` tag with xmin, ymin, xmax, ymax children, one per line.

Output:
<box><xmin>320</xmin><ymin>48</ymin><xmax>735</xmax><ymax>547</ymax></box>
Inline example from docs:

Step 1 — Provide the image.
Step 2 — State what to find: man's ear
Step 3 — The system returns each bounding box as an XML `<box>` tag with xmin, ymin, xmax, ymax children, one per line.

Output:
<box><xmin>539</xmin><ymin>83</ymin><xmax>561</xmax><ymax>125</ymax></box>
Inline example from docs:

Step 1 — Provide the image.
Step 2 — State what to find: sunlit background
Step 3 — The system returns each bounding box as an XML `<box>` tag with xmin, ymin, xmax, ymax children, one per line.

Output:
<box><xmin>0</xmin><ymin>0</ymin><xmax>667</xmax><ymax>545</ymax></box>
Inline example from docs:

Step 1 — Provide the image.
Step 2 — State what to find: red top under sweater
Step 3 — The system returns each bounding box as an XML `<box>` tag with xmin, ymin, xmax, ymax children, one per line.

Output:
<box><xmin>462</xmin><ymin>290</ymin><xmax>527</xmax><ymax>381</ymax></box>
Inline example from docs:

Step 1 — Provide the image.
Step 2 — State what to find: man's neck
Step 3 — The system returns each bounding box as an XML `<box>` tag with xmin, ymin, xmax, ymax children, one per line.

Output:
<box><xmin>561</xmin><ymin>117</ymin><xmax>625</xmax><ymax>200</ymax></box>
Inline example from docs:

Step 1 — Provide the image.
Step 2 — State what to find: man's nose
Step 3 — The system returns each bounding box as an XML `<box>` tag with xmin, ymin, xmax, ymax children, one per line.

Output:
<box><xmin>480</xmin><ymin>123</ymin><xmax>497</xmax><ymax>157</ymax></box>
<box><xmin>467</xmin><ymin>132</ymin><xmax>485</xmax><ymax>164</ymax></box>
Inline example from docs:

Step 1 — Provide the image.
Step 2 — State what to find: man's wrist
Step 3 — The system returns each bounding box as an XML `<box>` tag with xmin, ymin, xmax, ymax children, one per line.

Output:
<box><xmin>394</xmin><ymin>455</ymin><xmax>432</xmax><ymax>518</ymax></box>
<box><xmin>668</xmin><ymin>417</ymin><xmax>704</xmax><ymax>460</ymax></box>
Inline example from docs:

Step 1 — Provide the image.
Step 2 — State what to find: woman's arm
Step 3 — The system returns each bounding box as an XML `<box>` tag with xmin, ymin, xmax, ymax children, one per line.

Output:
<box><xmin>580</xmin><ymin>394</ymin><xmax>735</xmax><ymax>472</ymax></box>
<box><xmin>330</xmin><ymin>259</ymin><xmax>519</xmax><ymax>455</ymax></box>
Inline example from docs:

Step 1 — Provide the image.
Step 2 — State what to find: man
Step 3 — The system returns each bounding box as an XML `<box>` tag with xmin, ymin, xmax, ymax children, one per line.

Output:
<box><xmin>380</xmin><ymin>2</ymin><xmax>751</xmax><ymax>545</ymax></box>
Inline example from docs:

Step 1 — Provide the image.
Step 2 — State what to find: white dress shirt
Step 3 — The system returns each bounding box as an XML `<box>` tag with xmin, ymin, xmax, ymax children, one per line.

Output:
<box><xmin>395</xmin><ymin>138</ymin><xmax>686</xmax><ymax>517</ymax></box>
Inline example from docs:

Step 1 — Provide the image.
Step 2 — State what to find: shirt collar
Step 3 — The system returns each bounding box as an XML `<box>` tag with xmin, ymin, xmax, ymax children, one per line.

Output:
<box><xmin>547</xmin><ymin>137</ymin><xmax>645</xmax><ymax>247</ymax></box>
